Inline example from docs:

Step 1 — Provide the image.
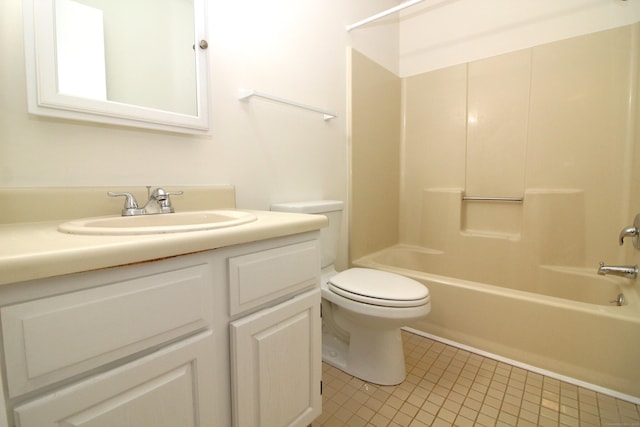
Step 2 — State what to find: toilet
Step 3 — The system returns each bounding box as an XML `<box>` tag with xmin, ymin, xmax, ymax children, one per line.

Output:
<box><xmin>271</xmin><ymin>200</ymin><xmax>430</xmax><ymax>385</ymax></box>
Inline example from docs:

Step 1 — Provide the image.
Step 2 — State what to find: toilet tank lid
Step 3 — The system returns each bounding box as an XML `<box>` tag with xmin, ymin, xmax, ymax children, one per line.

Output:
<box><xmin>270</xmin><ymin>200</ymin><xmax>344</xmax><ymax>214</ymax></box>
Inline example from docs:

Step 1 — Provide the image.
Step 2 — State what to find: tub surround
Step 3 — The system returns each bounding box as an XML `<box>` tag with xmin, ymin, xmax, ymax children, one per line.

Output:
<box><xmin>349</xmin><ymin>22</ymin><xmax>640</xmax><ymax>403</ymax></box>
<box><xmin>0</xmin><ymin>186</ymin><xmax>327</xmax><ymax>286</ymax></box>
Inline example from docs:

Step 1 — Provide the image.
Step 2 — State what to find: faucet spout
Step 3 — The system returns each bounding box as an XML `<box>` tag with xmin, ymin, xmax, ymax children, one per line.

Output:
<box><xmin>598</xmin><ymin>262</ymin><xmax>638</xmax><ymax>279</ymax></box>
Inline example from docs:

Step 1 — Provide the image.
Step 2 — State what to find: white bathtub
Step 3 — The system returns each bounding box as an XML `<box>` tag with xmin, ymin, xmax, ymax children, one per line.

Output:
<box><xmin>354</xmin><ymin>244</ymin><xmax>640</xmax><ymax>400</ymax></box>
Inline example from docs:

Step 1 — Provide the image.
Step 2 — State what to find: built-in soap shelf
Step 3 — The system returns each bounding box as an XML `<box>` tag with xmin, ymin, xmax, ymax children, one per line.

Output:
<box><xmin>461</xmin><ymin>201</ymin><xmax>523</xmax><ymax>240</ymax></box>
<box><xmin>421</xmin><ymin>189</ymin><xmax>586</xmax><ymax>263</ymax></box>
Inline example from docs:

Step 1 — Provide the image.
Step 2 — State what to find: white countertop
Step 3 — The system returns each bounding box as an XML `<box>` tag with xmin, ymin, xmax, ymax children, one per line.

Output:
<box><xmin>0</xmin><ymin>210</ymin><xmax>327</xmax><ymax>286</ymax></box>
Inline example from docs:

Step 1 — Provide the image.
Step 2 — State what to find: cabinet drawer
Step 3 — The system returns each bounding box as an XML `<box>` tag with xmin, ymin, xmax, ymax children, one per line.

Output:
<box><xmin>14</xmin><ymin>331</ymin><xmax>217</xmax><ymax>427</ymax></box>
<box><xmin>1</xmin><ymin>262</ymin><xmax>213</xmax><ymax>398</ymax></box>
<box><xmin>228</xmin><ymin>240</ymin><xmax>320</xmax><ymax>316</ymax></box>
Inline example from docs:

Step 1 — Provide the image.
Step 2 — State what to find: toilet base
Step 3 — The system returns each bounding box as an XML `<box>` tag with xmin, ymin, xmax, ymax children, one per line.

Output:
<box><xmin>321</xmin><ymin>327</ymin><xmax>406</xmax><ymax>386</ymax></box>
<box><xmin>321</xmin><ymin>330</ymin><xmax>349</xmax><ymax>372</ymax></box>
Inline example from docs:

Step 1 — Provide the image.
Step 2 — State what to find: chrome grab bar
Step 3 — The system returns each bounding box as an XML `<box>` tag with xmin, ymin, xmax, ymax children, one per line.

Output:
<box><xmin>462</xmin><ymin>196</ymin><xmax>524</xmax><ymax>202</ymax></box>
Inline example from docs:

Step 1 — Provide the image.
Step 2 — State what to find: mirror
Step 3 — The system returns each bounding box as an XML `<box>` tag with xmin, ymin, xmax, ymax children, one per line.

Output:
<box><xmin>23</xmin><ymin>0</ymin><xmax>209</xmax><ymax>134</ymax></box>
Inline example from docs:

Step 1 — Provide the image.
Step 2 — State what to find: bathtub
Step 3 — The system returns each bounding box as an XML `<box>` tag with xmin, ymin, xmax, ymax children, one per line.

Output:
<box><xmin>353</xmin><ymin>244</ymin><xmax>640</xmax><ymax>400</ymax></box>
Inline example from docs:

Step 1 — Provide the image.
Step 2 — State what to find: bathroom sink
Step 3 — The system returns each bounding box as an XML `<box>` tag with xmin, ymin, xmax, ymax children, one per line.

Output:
<box><xmin>58</xmin><ymin>210</ymin><xmax>258</xmax><ymax>235</ymax></box>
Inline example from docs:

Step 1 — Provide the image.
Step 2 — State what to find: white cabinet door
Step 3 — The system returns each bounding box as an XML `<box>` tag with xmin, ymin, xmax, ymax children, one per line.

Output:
<box><xmin>14</xmin><ymin>331</ymin><xmax>218</xmax><ymax>427</ymax></box>
<box><xmin>230</xmin><ymin>289</ymin><xmax>321</xmax><ymax>427</ymax></box>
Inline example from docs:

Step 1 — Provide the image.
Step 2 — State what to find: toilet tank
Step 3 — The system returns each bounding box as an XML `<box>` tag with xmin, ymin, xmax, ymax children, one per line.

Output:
<box><xmin>270</xmin><ymin>200</ymin><xmax>344</xmax><ymax>269</ymax></box>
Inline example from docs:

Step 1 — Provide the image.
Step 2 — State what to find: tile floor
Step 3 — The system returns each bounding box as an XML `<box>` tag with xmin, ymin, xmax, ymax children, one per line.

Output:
<box><xmin>313</xmin><ymin>331</ymin><xmax>640</xmax><ymax>427</ymax></box>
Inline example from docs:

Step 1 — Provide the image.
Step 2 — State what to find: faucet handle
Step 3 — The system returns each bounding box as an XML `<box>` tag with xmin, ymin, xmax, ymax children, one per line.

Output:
<box><xmin>161</xmin><ymin>191</ymin><xmax>183</xmax><ymax>213</ymax></box>
<box><xmin>619</xmin><ymin>214</ymin><xmax>640</xmax><ymax>248</ymax></box>
<box><xmin>164</xmin><ymin>190</ymin><xmax>184</xmax><ymax>197</ymax></box>
<box><xmin>150</xmin><ymin>188</ymin><xmax>183</xmax><ymax>213</ymax></box>
<box><xmin>619</xmin><ymin>226</ymin><xmax>638</xmax><ymax>246</ymax></box>
<box><xmin>147</xmin><ymin>187</ymin><xmax>183</xmax><ymax>201</ymax></box>
<box><xmin>108</xmin><ymin>192</ymin><xmax>145</xmax><ymax>216</ymax></box>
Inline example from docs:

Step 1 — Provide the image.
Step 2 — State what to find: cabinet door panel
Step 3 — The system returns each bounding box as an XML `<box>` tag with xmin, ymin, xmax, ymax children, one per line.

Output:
<box><xmin>230</xmin><ymin>289</ymin><xmax>321</xmax><ymax>427</ymax></box>
<box><xmin>14</xmin><ymin>331</ymin><xmax>217</xmax><ymax>427</ymax></box>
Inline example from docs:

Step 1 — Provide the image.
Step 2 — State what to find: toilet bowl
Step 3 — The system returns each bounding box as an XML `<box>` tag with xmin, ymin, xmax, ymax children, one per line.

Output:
<box><xmin>270</xmin><ymin>201</ymin><xmax>431</xmax><ymax>385</ymax></box>
<box><xmin>321</xmin><ymin>267</ymin><xmax>430</xmax><ymax>385</ymax></box>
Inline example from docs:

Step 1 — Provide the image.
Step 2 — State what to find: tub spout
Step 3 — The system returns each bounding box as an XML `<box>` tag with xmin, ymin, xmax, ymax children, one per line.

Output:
<box><xmin>598</xmin><ymin>262</ymin><xmax>638</xmax><ymax>279</ymax></box>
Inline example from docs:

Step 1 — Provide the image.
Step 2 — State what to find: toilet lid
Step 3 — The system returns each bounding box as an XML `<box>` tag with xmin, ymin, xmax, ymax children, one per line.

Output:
<box><xmin>328</xmin><ymin>268</ymin><xmax>430</xmax><ymax>308</ymax></box>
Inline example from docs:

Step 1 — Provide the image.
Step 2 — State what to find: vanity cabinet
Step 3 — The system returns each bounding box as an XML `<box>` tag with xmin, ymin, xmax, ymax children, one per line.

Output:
<box><xmin>228</xmin><ymin>241</ymin><xmax>322</xmax><ymax>427</ymax></box>
<box><xmin>13</xmin><ymin>331</ymin><xmax>216</xmax><ymax>427</ymax></box>
<box><xmin>231</xmin><ymin>290</ymin><xmax>321</xmax><ymax>427</ymax></box>
<box><xmin>0</xmin><ymin>231</ymin><xmax>322</xmax><ymax>427</ymax></box>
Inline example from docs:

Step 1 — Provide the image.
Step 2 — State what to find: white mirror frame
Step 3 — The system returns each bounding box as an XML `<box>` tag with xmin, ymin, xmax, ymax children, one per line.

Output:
<box><xmin>23</xmin><ymin>0</ymin><xmax>210</xmax><ymax>134</ymax></box>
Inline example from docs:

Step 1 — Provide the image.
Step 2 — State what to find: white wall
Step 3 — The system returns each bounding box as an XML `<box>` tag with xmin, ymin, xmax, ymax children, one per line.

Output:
<box><xmin>0</xmin><ymin>0</ymin><xmax>396</xmax><ymax>215</ymax></box>
<box><xmin>399</xmin><ymin>0</ymin><xmax>640</xmax><ymax>77</ymax></box>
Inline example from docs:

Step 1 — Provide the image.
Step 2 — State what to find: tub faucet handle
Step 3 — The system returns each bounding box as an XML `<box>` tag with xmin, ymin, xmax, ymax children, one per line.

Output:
<box><xmin>619</xmin><ymin>214</ymin><xmax>640</xmax><ymax>248</ymax></box>
<box><xmin>619</xmin><ymin>226</ymin><xmax>638</xmax><ymax>246</ymax></box>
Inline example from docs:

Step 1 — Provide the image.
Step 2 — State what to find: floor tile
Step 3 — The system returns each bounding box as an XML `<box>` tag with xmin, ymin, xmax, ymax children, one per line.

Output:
<box><xmin>312</xmin><ymin>331</ymin><xmax>640</xmax><ymax>427</ymax></box>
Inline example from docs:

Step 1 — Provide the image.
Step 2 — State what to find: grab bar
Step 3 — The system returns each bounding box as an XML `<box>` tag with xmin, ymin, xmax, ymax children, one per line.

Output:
<box><xmin>462</xmin><ymin>196</ymin><xmax>524</xmax><ymax>202</ymax></box>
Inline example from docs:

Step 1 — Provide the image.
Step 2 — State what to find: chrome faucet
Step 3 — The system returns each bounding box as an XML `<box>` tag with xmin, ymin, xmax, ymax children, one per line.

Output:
<box><xmin>108</xmin><ymin>187</ymin><xmax>183</xmax><ymax>216</ymax></box>
<box><xmin>618</xmin><ymin>214</ymin><xmax>640</xmax><ymax>248</ymax></box>
<box><xmin>142</xmin><ymin>187</ymin><xmax>183</xmax><ymax>214</ymax></box>
<box><xmin>598</xmin><ymin>262</ymin><xmax>638</xmax><ymax>279</ymax></box>
<box><xmin>619</xmin><ymin>225</ymin><xmax>638</xmax><ymax>246</ymax></box>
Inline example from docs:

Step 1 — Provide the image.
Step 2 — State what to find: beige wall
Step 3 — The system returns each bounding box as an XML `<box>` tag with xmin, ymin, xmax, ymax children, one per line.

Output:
<box><xmin>351</xmin><ymin>23</ymin><xmax>639</xmax><ymax>277</ymax></box>
<box><xmin>632</xmin><ymin>24</ymin><xmax>640</xmax><ymax>268</ymax></box>
<box><xmin>400</xmin><ymin>24</ymin><xmax>639</xmax><ymax>274</ymax></box>
<box><xmin>349</xmin><ymin>50</ymin><xmax>401</xmax><ymax>261</ymax></box>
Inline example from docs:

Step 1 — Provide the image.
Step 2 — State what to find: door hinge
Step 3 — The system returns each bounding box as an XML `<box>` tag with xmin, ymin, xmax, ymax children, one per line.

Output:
<box><xmin>320</xmin><ymin>380</ymin><xmax>323</xmax><ymax>395</ymax></box>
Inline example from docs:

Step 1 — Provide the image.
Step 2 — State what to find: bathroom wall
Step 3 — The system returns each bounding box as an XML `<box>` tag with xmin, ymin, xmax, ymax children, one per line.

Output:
<box><xmin>399</xmin><ymin>23</ymin><xmax>639</xmax><ymax>274</ymax></box>
<box><xmin>632</xmin><ymin>27</ymin><xmax>640</xmax><ymax>268</ymax></box>
<box><xmin>349</xmin><ymin>50</ymin><xmax>401</xmax><ymax>261</ymax></box>
<box><xmin>0</xmin><ymin>0</ymin><xmax>400</xmax><ymax>271</ymax></box>
<box><xmin>348</xmin><ymin>1</ymin><xmax>640</xmax><ymax>271</ymax></box>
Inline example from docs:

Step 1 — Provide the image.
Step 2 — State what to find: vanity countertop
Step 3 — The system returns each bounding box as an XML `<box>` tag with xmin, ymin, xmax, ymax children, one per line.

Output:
<box><xmin>0</xmin><ymin>210</ymin><xmax>326</xmax><ymax>286</ymax></box>
<box><xmin>0</xmin><ymin>186</ymin><xmax>327</xmax><ymax>286</ymax></box>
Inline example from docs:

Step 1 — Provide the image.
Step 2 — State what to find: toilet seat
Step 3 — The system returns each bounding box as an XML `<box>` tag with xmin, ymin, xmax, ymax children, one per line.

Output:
<box><xmin>327</xmin><ymin>268</ymin><xmax>430</xmax><ymax>308</ymax></box>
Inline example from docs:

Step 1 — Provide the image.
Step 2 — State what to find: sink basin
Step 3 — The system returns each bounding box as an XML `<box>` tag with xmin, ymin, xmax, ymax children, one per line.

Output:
<box><xmin>58</xmin><ymin>210</ymin><xmax>258</xmax><ymax>235</ymax></box>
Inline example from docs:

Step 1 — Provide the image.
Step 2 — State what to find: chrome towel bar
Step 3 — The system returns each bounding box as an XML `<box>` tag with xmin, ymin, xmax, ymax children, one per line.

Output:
<box><xmin>462</xmin><ymin>196</ymin><xmax>524</xmax><ymax>202</ymax></box>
